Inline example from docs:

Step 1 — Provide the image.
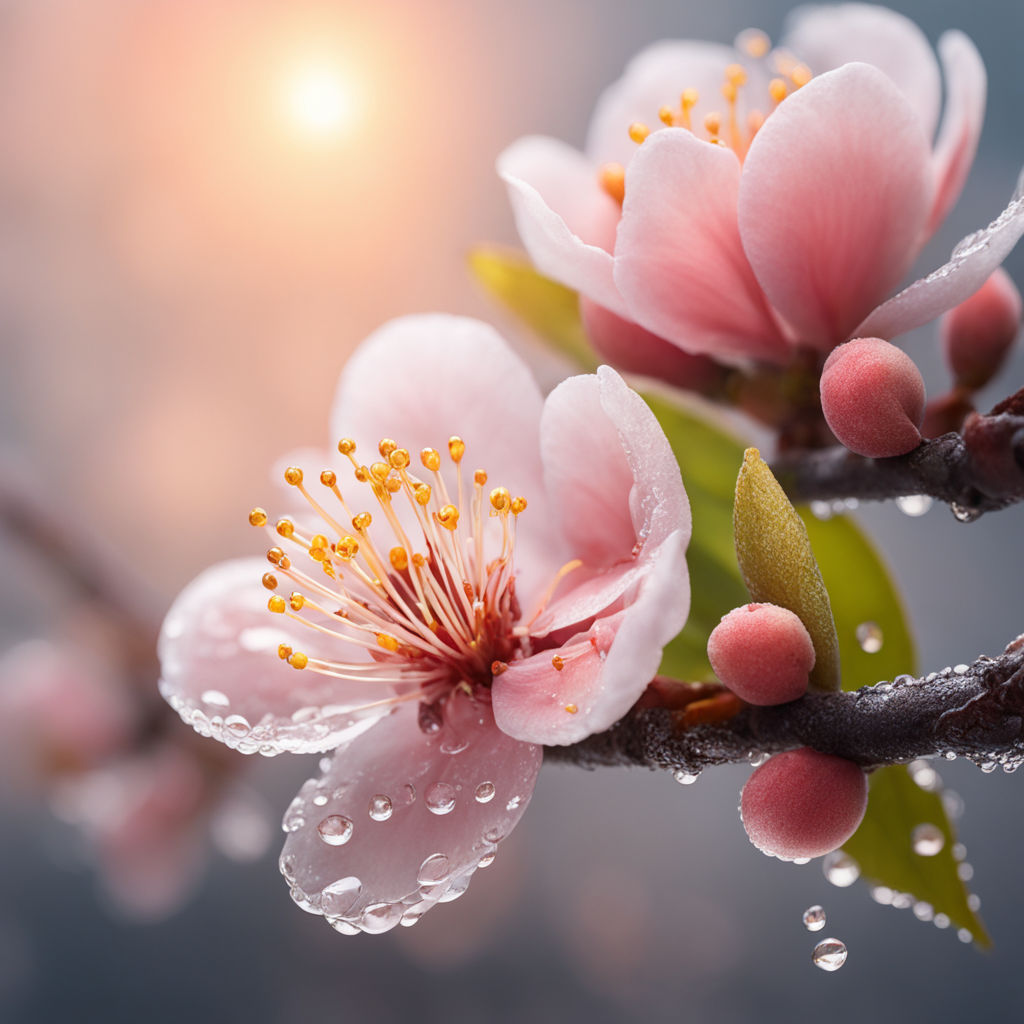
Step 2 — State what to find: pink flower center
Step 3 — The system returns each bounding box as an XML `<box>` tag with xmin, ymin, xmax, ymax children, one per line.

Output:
<box><xmin>248</xmin><ymin>436</ymin><xmax>570</xmax><ymax>723</ymax></box>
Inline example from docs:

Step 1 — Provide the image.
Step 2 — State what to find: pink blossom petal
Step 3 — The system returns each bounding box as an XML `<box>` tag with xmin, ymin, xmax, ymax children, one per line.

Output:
<box><xmin>494</xmin><ymin>529</ymin><xmax>689</xmax><ymax>745</ymax></box>
<box><xmin>781</xmin><ymin>3</ymin><xmax>941</xmax><ymax>141</ymax></box>
<box><xmin>586</xmin><ymin>41</ymin><xmax>749</xmax><ymax>167</ymax></box>
<box><xmin>614</xmin><ymin>129</ymin><xmax>792</xmax><ymax>363</ymax></box>
<box><xmin>159</xmin><ymin>559</ymin><xmax>391</xmax><ymax>756</ymax></box>
<box><xmin>926</xmin><ymin>31</ymin><xmax>987</xmax><ymax>238</ymax></box>
<box><xmin>739</xmin><ymin>63</ymin><xmax>933</xmax><ymax>348</ymax></box>
<box><xmin>279</xmin><ymin>695</ymin><xmax>541</xmax><ymax>934</ymax></box>
<box><xmin>855</xmin><ymin>182</ymin><xmax>1024</xmax><ymax>341</ymax></box>
<box><xmin>498</xmin><ymin>137</ymin><xmax>628</xmax><ymax>316</ymax></box>
<box><xmin>529</xmin><ymin>561</ymin><xmax>640</xmax><ymax>638</ymax></box>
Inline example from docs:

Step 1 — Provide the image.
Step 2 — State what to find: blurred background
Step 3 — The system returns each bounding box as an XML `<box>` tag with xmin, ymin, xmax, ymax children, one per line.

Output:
<box><xmin>0</xmin><ymin>0</ymin><xmax>1022</xmax><ymax>1021</ymax></box>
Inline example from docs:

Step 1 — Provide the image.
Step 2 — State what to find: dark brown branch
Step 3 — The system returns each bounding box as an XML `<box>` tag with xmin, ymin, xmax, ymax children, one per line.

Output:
<box><xmin>771</xmin><ymin>401</ymin><xmax>1024</xmax><ymax>521</ymax></box>
<box><xmin>545</xmin><ymin>635</ymin><xmax>1024</xmax><ymax>774</ymax></box>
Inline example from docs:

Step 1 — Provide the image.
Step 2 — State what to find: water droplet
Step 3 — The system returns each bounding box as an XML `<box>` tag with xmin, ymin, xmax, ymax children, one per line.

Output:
<box><xmin>810</xmin><ymin>500</ymin><xmax>834</xmax><ymax>521</ymax></box>
<box><xmin>317</xmin><ymin>814</ymin><xmax>354</xmax><ymax>846</ymax></box>
<box><xmin>912</xmin><ymin>823</ymin><xmax>944</xmax><ymax>856</ymax></box>
<box><xmin>954</xmin><ymin>663</ymin><xmax>969</xmax><ymax>674</ymax></box>
<box><xmin>440</xmin><ymin>733</ymin><xmax>470</xmax><ymax>755</ymax></box>
<box><xmin>952</xmin><ymin>842</ymin><xmax>967</xmax><ymax>860</ymax></box>
<box><xmin>913</xmin><ymin>901</ymin><xmax>934</xmax><ymax>922</ymax></box>
<box><xmin>416</xmin><ymin>853</ymin><xmax>450</xmax><ymax>885</ymax></box>
<box><xmin>811</xmin><ymin>938</ymin><xmax>847</xmax><ymax>972</ymax></box>
<box><xmin>792</xmin><ymin>857</ymin><xmax>811</xmax><ymax>866</ymax></box>
<box><xmin>506</xmin><ymin>795</ymin><xmax>521</xmax><ymax>812</ymax></box>
<box><xmin>368</xmin><ymin>794</ymin><xmax>393</xmax><ymax>822</ymax></box>
<box><xmin>856</xmin><ymin>621</ymin><xmax>883</xmax><ymax>653</ymax></box>
<box><xmin>941</xmin><ymin>790</ymin><xmax>965</xmax><ymax>819</ymax></box>
<box><xmin>478</xmin><ymin>850</ymin><xmax>496</xmax><ymax>868</ymax></box>
<box><xmin>673</xmin><ymin>770</ymin><xmax>701</xmax><ymax>785</ymax></box>
<box><xmin>201</xmin><ymin>689</ymin><xmax>230</xmax><ymax>708</ymax></box>
<box><xmin>934</xmin><ymin>913</ymin><xmax>951</xmax><ymax>929</ymax></box>
<box><xmin>957</xmin><ymin>928</ymin><xmax>973</xmax><ymax>944</ymax></box>
<box><xmin>802</xmin><ymin>905</ymin><xmax>826</xmax><ymax>931</ymax></box>
<box><xmin>951</xmin><ymin>502</ymin><xmax>978</xmax><ymax>523</ymax></box>
<box><xmin>321</xmin><ymin>877</ymin><xmax>361</xmax><ymax>917</ymax></box>
<box><xmin>312</xmin><ymin>794</ymin><xmax>328</xmax><ymax>807</ymax></box>
<box><xmin>279</xmin><ymin>853</ymin><xmax>296</xmax><ymax>881</ymax></box>
<box><xmin>891</xmin><ymin>892</ymin><xmax>913</xmax><ymax>910</ymax></box>
<box><xmin>823</xmin><ymin>851</ymin><xmax>860</xmax><ymax>887</ymax></box>
<box><xmin>360</xmin><ymin>902</ymin><xmax>404</xmax><ymax>934</ymax></box>
<box><xmin>980</xmin><ymin>761</ymin><xmax>997</xmax><ymax>774</ymax></box>
<box><xmin>908</xmin><ymin>760</ymin><xmax>940</xmax><ymax>791</ymax></box>
<box><xmin>424</xmin><ymin>782</ymin><xmax>456</xmax><ymax>815</ymax></box>
<box><xmin>319</xmin><ymin>756</ymin><xmax>332</xmax><ymax>774</ymax></box>
<box><xmin>483</xmin><ymin>827</ymin><xmax>504</xmax><ymax>844</ymax></box>
<box><xmin>282</xmin><ymin>796</ymin><xmax>305</xmax><ymax>833</ymax></box>
<box><xmin>957</xmin><ymin>862</ymin><xmax>974</xmax><ymax>881</ymax></box>
<box><xmin>474</xmin><ymin>781</ymin><xmax>495</xmax><ymax>804</ymax></box>
<box><xmin>329</xmin><ymin>919</ymin><xmax>360</xmax><ymax>935</ymax></box>
<box><xmin>967</xmin><ymin>893</ymin><xmax>981</xmax><ymax>912</ymax></box>
<box><xmin>870</xmin><ymin>886</ymin><xmax>893</xmax><ymax>905</ymax></box>
<box><xmin>896</xmin><ymin>494</ymin><xmax>933</xmax><ymax>517</ymax></box>
<box><xmin>224</xmin><ymin>714</ymin><xmax>250</xmax><ymax>737</ymax></box>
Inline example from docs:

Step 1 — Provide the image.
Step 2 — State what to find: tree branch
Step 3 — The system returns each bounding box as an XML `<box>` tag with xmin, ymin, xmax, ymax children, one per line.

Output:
<box><xmin>771</xmin><ymin>400</ymin><xmax>1024</xmax><ymax>521</ymax></box>
<box><xmin>545</xmin><ymin>635</ymin><xmax>1024</xmax><ymax>774</ymax></box>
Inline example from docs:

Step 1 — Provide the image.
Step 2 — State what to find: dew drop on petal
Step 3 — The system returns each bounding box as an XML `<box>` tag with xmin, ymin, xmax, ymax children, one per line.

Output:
<box><xmin>201</xmin><ymin>689</ymin><xmax>230</xmax><ymax>708</ymax></box>
<box><xmin>855</xmin><ymin>622</ymin><xmax>883</xmax><ymax>653</ymax></box>
<box><xmin>368</xmin><ymin>794</ymin><xmax>393</xmax><ymax>822</ymax></box>
<box><xmin>474</xmin><ymin>781</ymin><xmax>496</xmax><ymax>804</ymax></box>
<box><xmin>317</xmin><ymin>814</ymin><xmax>354</xmax><ymax>846</ymax></box>
<box><xmin>822</xmin><ymin>851</ymin><xmax>860</xmax><ymax>888</ymax></box>
<box><xmin>424</xmin><ymin>782</ymin><xmax>456</xmax><ymax>815</ymax></box>
<box><xmin>321</xmin><ymin>877</ymin><xmax>362</xmax><ymax>917</ymax></box>
<box><xmin>812</xmin><ymin>938</ymin><xmax>848</xmax><ymax>972</ymax></box>
<box><xmin>416</xmin><ymin>853</ymin><xmax>451</xmax><ymax>885</ymax></box>
<box><xmin>912</xmin><ymin>823</ymin><xmax>945</xmax><ymax>856</ymax></box>
<box><xmin>312</xmin><ymin>794</ymin><xmax>328</xmax><ymax>807</ymax></box>
<box><xmin>505</xmin><ymin>795</ymin><xmax>521</xmax><ymax>812</ymax></box>
<box><xmin>895</xmin><ymin>494</ymin><xmax>933</xmax><ymax>517</ymax></box>
<box><xmin>478</xmin><ymin>850</ymin><xmax>496</xmax><ymax>868</ymax></box>
<box><xmin>802</xmin><ymin>905</ymin><xmax>826</xmax><ymax>932</ymax></box>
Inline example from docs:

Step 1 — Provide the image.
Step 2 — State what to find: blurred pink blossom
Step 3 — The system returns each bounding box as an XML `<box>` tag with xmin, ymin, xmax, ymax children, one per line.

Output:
<box><xmin>500</xmin><ymin>4</ymin><xmax>1023</xmax><ymax>369</ymax></box>
<box><xmin>159</xmin><ymin>314</ymin><xmax>691</xmax><ymax>933</ymax></box>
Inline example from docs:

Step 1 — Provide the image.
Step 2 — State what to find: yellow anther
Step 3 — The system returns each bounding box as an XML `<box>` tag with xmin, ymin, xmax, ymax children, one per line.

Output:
<box><xmin>769</xmin><ymin>78</ymin><xmax>788</xmax><ymax>104</ymax></box>
<box><xmin>284</xmin><ymin>466</ymin><xmax>303</xmax><ymax>486</ymax></box>
<box><xmin>420</xmin><ymin>448</ymin><xmax>441</xmax><ymax>472</ymax></box>
<box><xmin>277</xmin><ymin>643</ymin><xmax>292</xmax><ymax>660</ymax></box>
<box><xmin>275</xmin><ymin>518</ymin><xmax>295</xmax><ymax>538</ymax></box>
<box><xmin>338</xmin><ymin>438</ymin><xmax>356</xmax><ymax>456</ymax></box>
<box><xmin>491</xmin><ymin>660</ymin><xmax>508</xmax><ymax>676</ymax></box>
<box><xmin>658</xmin><ymin>106</ymin><xmax>676</xmax><ymax>126</ymax></box>
<box><xmin>319</xmin><ymin>469</ymin><xmax>337</xmax><ymax>487</ymax></box>
<box><xmin>681</xmin><ymin>88</ymin><xmax>699</xmax><ymax>110</ymax></box>
<box><xmin>267</xmin><ymin>546</ymin><xmax>285</xmax><ymax>565</ymax></box>
<box><xmin>376</xmin><ymin>633</ymin><xmax>401</xmax><ymax>653</ymax></box>
<box><xmin>741</xmin><ymin>29</ymin><xmax>770</xmax><ymax>58</ymax></box>
<box><xmin>490</xmin><ymin>486</ymin><xmax>511</xmax><ymax>513</ymax></box>
<box><xmin>565</xmin><ymin>703</ymin><xmax>579</xmax><ymax>714</ymax></box>
<box><xmin>288</xmin><ymin>651</ymin><xmax>309</xmax><ymax>670</ymax></box>
<box><xmin>248</xmin><ymin>507</ymin><xmax>268</xmax><ymax>527</ymax></box>
<box><xmin>352</xmin><ymin>512</ymin><xmax>372</xmax><ymax>531</ymax></box>
<box><xmin>598</xmin><ymin>162</ymin><xmax>626</xmax><ymax>204</ymax></box>
<box><xmin>370</xmin><ymin>461</ymin><xmax>390</xmax><ymax>483</ymax></box>
<box><xmin>413</xmin><ymin>482</ymin><xmax>432</xmax><ymax>506</ymax></box>
<box><xmin>309</xmin><ymin>547</ymin><xmax>326</xmax><ymax>563</ymax></box>
<box><xmin>389</xmin><ymin>448</ymin><xmax>411</xmax><ymax>470</ymax></box>
<box><xmin>721</xmin><ymin>81</ymin><xmax>738</xmax><ymax>103</ymax></box>
<box><xmin>289</xmin><ymin>592</ymin><xmax>305</xmax><ymax>611</ymax></box>
<box><xmin>551</xmin><ymin>655</ymin><xmax>565</xmax><ymax>671</ymax></box>
<box><xmin>473</xmin><ymin>469</ymin><xmax>488</xmax><ymax>487</ymax></box>
<box><xmin>437</xmin><ymin>504</ymin><xmax>460</xmax><ymax>530</ymax></box>
<box><xmin>704</xmin><ymin>112</ymin><xmax>722</xmax><ymax>139</ymax></box>
<box><xmin>378</xmin><ymin>438</ymin><xmax>397</xmax><ymax>458</ymax></box>
<box><xmin>389</xmin><ymin>546</ymin><xmax>409</xmax><ymax>572</ymax></box>
<box><xmin>511</xmin><ymin>496</ymin><xmax>528</xmax><ymax>516</ymax></box>
<box><xmin>336</xmin><ymin>535</ymin><xmax>359</xmax><ymax>560</ymax></box>
<box><xmin>261</xmin><ymin>572</ymin><xmax>278</xmax><ymax>590</ymax></box>
<box><xmin>311</xmin><ymin>534</ymin><xmax>328</xmax><ymax>550</ymax></box>
<box><xmin>725</xmin><ymin>63</ymin><xmax>747</xmax><ymax>87</ymax></box>
<box><xmin>412</xmin><ymin>553</ymin><xmax>427</xmax><ymax>568</ymax></box>
<box><xmin>790</xmin><ymin>64</ymin><xmax>812</xmax><ymax>88</ymax></box>
<box><xmin>268</xmin><ymin>595</ymin><xmax>286</xmax><ymax>614</ymax></box>
<box><xmin>628</xmin><ymin>121</ymin><xmax>650</xmax><ymax>144</ymax></box>
<box><xmin>279</xmin><ymin>555</ymin><xmax>291</xmax><ymax>570</ymax></box>
<box><xmin>353</xmin><ymin>466</ymin><xmax>369</xmax><ymax>482</ymax></box>
<box><xmin>384</xmin><ymin>476</ymin><xmax>401</xmax><ymax>493</ymax></box>
<box><xmin>448</xmin><ymin>437</ymin><xmax>465</xmax><ymax>463</ymax></box>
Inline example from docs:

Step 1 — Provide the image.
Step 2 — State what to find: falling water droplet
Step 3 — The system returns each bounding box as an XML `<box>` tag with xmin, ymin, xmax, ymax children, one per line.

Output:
<box><xmin>368</xmin><ymin>794</ymin><xmax>393</xmax><ymax>822</ymax></box>
<box><xmin>802</xmin><ymin>905</ymin><xmax>826</xmax><ymax>931</ymax></box>
<box><xmin>317</xmin><ymin>815</ymin><xmax>354</xmax><ymax>846</ymax></box>
<box><xmin>856</xmin><ymin>622</ymin><xmax>884</xmax><ymax>653</ymax></box>
<box><xmin>951</xmin><ymin>502</ymin><xmax>977</xmax><ymax>523</ymax></box>
<box><xmin>895</xmin><ymin>494</ymin><xmax>932</xmax><ymax>517</ymax></box>
<box><xmin>811</xmin><ymin>938</ymin><xmax>848</xmax><ymax>971</ymax></box>
<box><xmin>424</xmin><ymin>782</ymin><xmax>456</xmax><ymax>815</ymax></box>
<box><xmin>673</xmin><ymin>770</ymin><xmax>701</xmax><ymax>785</ymax></box>
<box><xmin>416</xmin><ymin>853</ymin><xmax>451</xmax><ymax>885</ymax></box>
<box><xmin>912</xmin><ymin>823</ymin><xmax>945</xmax><ymax>856</ymax></box>
<box><xmin>474</xmin><ymin>782</ymin><xmax>495</xmax><ymax>804</ymax></box>
<box><xmin>822</xmin><ymin>851</ymin><xmax>860</xmax><ymax>887</ymax></box>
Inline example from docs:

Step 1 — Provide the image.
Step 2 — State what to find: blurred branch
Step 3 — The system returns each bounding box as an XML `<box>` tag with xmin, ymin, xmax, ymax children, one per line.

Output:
<box><xmin>546</xmin><ymin>634</ymin><xmax>1024</xmax><ymax>773</ymax></box>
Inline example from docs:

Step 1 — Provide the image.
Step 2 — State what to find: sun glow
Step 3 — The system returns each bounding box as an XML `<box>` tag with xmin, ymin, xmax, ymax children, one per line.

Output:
<box><xmin>283</xmin><ymin>63</ymin><xmax>353</xmax><ymax>138</ymax></box>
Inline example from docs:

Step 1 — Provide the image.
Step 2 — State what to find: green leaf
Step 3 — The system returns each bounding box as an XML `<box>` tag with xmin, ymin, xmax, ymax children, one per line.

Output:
<box><xmin>468</xmin><ymin>246</ymin><xmax>596</xmax><ymax>370</ymax></box>
<box><xmin>733</xmin><ymin>449</ymin><xmax>840</xmax><ymax>692</ymax></box>
<box><xmin>843</xmin><ymin>766</ymin><xmax>990</xmax><ymax>948</ymax></box>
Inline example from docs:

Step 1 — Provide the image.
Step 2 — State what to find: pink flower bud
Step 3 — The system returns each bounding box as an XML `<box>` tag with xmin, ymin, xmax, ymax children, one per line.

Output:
<box><xmin>941</xmin><ymin>268</ymin><xmax>1022</xmax><ymax>391</ymax></box>
<box><xmin>740</xmin><ymin>748</ymin><xmax>868</xmax><ymax>860</ymax></box>
<box><xmin>820</xmin><ymin>338</ymin><xmax>925</xmax><ymax>458</ymax></box>
<box><xmin>707</xmin><ymin>603</ymin><xmax>814</xmax><ymax>705</ymax></box>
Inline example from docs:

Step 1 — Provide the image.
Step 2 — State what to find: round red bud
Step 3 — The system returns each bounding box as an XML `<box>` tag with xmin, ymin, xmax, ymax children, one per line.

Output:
<box><xmin>820</xmin><ymin>338</ymin><xmax>925</xmax><ymax>458</ymax></box>
<box><xmin>941</xmin><ymin>268</ymin><xmax>1021</xmax><ymax>391</ymax></box>
<box><xmin>707</xmin><ymin>603</ymin><xmax>815</xmax><ymax>705</ymax></box>
<box><xmin>740</xmin><ymin>748</ymin><xmax>868</xmax><ymax>860</ymax></box>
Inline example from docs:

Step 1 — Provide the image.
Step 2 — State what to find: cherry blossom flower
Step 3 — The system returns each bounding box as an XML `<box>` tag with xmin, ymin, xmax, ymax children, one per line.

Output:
<box><xmin>500</xmin><ymin>4</ymin><xmax>1023</xmax><ymax>368</ymax></box>
<box><xmin>158</xmin><ymin>315</ymin><xmax>691</xmax><ymax>933</ymax></box>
